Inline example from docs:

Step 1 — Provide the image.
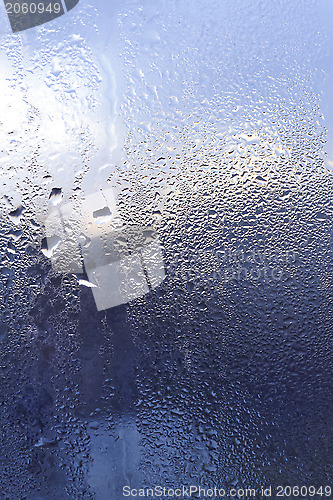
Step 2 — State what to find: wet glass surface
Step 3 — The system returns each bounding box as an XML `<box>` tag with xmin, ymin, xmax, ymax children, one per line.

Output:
<box><xmin>0</xmin><ymin>0</ymin><xmax>332</xmax><ymax>498</ymax></box>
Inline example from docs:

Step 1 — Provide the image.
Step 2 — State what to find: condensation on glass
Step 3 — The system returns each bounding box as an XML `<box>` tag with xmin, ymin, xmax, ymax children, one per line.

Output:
<box><xmin>0</xmin><ymin>0</ymin><xmax>332</xmax><ymax>498</ymax></box>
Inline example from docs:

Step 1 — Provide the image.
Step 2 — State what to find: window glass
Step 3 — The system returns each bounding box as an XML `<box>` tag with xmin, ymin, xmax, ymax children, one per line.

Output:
<box><xmin>0</xmin><ymin>1</ymin><xmax>332</xmax><ymax>498</ymax></box>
